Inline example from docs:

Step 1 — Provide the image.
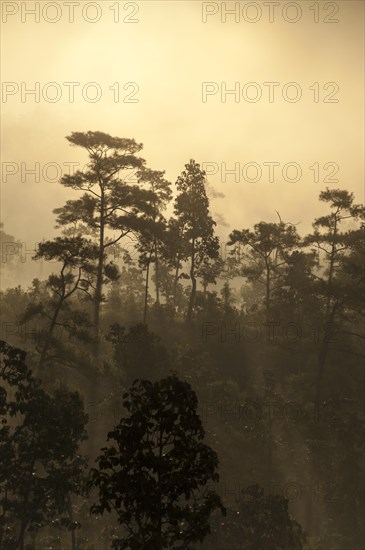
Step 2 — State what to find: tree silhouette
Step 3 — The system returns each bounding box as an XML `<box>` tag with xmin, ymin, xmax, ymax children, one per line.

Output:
<box><xmin>206</xmin><ymin>484</ymin><xmax>306</xmax><ymax>550</ymax></box>
<box><xmin>174</xmin><ymin>160</ymin><xmax>219</xmax><ymax>322</ymax></box>
<box><xmin>0</xmin><ymin>340</ymin><xmax>88</xmax><ymax>550</ymax></box>
<box><xmin>134</xmin><ymin>168</ymin><xmax>172</xmax><ymax>322</ymax></box>
<box><xmin>90</xmin><ymin>374</ymin><xmax>225</xmax><ymax>549</ymax></box>
<box><xmin>228</xmin><ymin>220</ymin><xmax>300</xmax><ymax>322</ymax></box>
<box><xmin>305</xmin><ymin>188</ymin><xmax>364</xmax><ymax>404</ymax></box>
<box><xmin>20</xmin><ymin>236</ymin><xmax>98</xmax><ymax>370</ymax></box>
<box><xmin>54</xmin><ymin>131</ymin><xmax>153</xmax><ymax>357</ymax></box>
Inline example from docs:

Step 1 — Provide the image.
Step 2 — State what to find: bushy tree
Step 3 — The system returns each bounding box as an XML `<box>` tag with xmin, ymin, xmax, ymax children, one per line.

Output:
<box><xmin>90</xmin><ymin>375</ymin><xmax>225</xmax><ymax>549</ymax></box>
<box><xmin>107</xmin><ymin>322</ymin><xmax>171</xmax><ymax>385</ymax></box>
<box><xmin>205</xmin><ymin>484</ymin><xmax>306</xmax><ymax>550</ymax></box>
<box><xmin>0</xmin><ymin>340</ymin><xmax>88</xmax><ymax>549</ymax></box>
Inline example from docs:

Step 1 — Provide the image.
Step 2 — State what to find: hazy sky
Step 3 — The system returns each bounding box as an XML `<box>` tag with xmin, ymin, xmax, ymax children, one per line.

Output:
<box><xmin>1</xmin><ymin>0</ymin><xmax>364</xmax><ymax>282</ymax></box>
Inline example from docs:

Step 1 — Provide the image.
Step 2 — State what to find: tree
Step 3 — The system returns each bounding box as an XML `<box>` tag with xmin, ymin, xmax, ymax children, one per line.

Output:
<box><xmin>54</xmin><ymin>131</ymin><xmax>154</xmax><ymax>357</ymax></box>
<box><xmin>20</xmin><ymin>236</ymin><xmax>98</xmax><ymax>370</ymax></box>
<box><xmin>90</xmin><ymin>374</ymin><xmax>225</xmax><ymax>549</ymax></box>
<box><xmin>104</xmin><ymin>264</ymin><xmax>146</xmax><ymax>326</ymax></box>
<box><xmin>239</xmin><ymin>484</ymin><xmax>306</xmax><ymax>549</ymax></box>
<box><xmin>227</xmin><ymin>220</ymin><xmax>301</xmax><ymax>480</ymax></box>
<box><xmin>135</xmin><ymin>168</ymin><xmax>172</xmax><ymax>322</ymax></box>
<box><xmin>228</xmin><ymin>220</ymin><xmax>300</xmax><ymax>322</ymax></box>
<box><xmin>174</xmin><ymin>160</ymin><xmax>219</xmax><ymax>322</ymax></box>
<box><xmin>205</xmin><ymin>484</ymin><xmax>306</xmax><ymax>550</ymax></box>
<box><xmin>0</xmin><ymin>224</ymin><xmax>23</xmax><ymax>290</ymax></box>
<box><xmin>304</xmin><ymin>188</ymin><xmax>364</xmax><ymax>403</ymax></box>
<box><xmin>107</xmin><ymin>323</ymin><xmax>171</xmax><ymax>385</ymax></box>
<box><xmin>0</xmin><ymin>340</ymin><xmax>88</xmax><ymax>550</ymax></box>
<box><xmin>160</xmin><ymin>217</ymin><xmax>189</xmax><ymax>315</ymax></box>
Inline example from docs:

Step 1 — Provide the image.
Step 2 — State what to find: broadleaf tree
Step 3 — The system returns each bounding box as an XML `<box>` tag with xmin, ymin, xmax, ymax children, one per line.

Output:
<box><xmin>90</xmin><ymin>374</ymin><xmax>225</xmax><ymax>549</ymax></box>
<box><xmin>0</xmin><ymin>340</ymin><xmax>88</xmax><ymax>550</ymax></box>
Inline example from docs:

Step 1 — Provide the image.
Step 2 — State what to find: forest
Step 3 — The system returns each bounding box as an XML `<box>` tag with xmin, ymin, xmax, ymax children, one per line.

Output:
<box><xmin>0</xmin><ymin>131</ymin><xmax>364</xmax><ymax>550</ymax></box>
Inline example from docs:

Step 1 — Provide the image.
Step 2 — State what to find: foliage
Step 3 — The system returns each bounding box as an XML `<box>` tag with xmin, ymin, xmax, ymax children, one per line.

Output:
<box><xmin>90</xmin><ymin>375</ymin><xmax>225</xmax><ymax>549</ymax></box>
<box><xmin>0</xmin><ymin>340</ymin><xmax>88</xmax><ymax>549</ymax></box>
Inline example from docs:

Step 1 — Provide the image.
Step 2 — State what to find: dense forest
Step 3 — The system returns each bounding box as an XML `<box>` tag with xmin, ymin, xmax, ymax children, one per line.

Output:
<box><xmin>1</xmin><ymin>131</ymin><xmax>364</xmax><ymax>550</ymax></box>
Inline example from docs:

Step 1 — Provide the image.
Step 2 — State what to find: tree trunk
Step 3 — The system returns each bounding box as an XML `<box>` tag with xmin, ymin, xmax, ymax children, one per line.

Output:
<box><xmin>68</xmin><ymin>494</ymin><xmax>78</xmax><ymax>550</ymax></box>
<box><xmin>143</xmin><ymin>250</ymin><xmax>153</xmax><ymax>323</ymax></box>
<box><xmin>38</xmin><ymin>295</ymin><xmax>64</xmax><ymax>370</ymax></box>
<box><xmin>156</xmin><ymin>429</ymin><xmax>163</xmax><ymax>550</ymax></box>
<box><xmin>316</xmin><ymin>217</ymin><xmax>338</xmax><ymax>405</ymax></box>
<box><xmin>17</xmin><ymin>457</ymin><xmax>35</xmax><ymax>550</ymax></box>
<box><xmin>315</xmin><ymin>343</ymin><xmax>328</xmax><ymax>406</ymax></box>
<box><xmin>186</xmin><ymin>239</ymin><xmax>196</xmax><ymax>323</ymax></box>
<box><xmin>325</xmin><ymin>215</ymin><xmax>338</xmax><ymax>317</ymax></box>
<box><xmin>265</xmin><ymin>256</ymin><xmax>270</xmax><ymax>323</ymax></box>
<box><xmin>89</xmin><ymin>187</ymin><xmax>105</xmax><ymax>458</ymax></box>
<box><xmin>268</xmin><ymin>408</ymin><xmax>273</xmax><ymax>482</ymax></box>
<box><xmin>94</xmin><ymin>189</ymin><xmax>105</xmax><ymax>359</ymax></box>
<box><xmin>18</xmin><ymin>520</ymin><xmax>27</xmax><ymax>550</ymax></box>
<box><xmin>315</xmin><ymin>306</ymin><xmax>336</xmax><ymax>405</ymax></box>
<box><xmin>0</xmin><ymin>489</ymin><xmax>8</xmax><ymax>548</ymax></box>
<box><xmin>154</xmin><ymin>237</ymin><xmax>160</xmax><ymax>304</ymax></box>
<box><xmin>173</xmin><ymin>255</ymin><xmax>180</xmax><ymax>312</ymax></box>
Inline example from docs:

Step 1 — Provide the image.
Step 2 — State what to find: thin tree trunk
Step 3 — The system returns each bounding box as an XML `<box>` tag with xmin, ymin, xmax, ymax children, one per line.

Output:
<box><xmin>263</xmin><ymin>254</ymin><xmax>273</xmax><ymax>482</ymax></box>
<box><xmin>268</xmin><ymin>408</ymin><xmax>273</xmax><ymax>482</ymax></box>
<box><xmin>157</xmin><ymin>429</ymin><xmax>163</xmax><ymax>550</ymax></box>
<box><xmin>154</xmin><ymin>237</ymin><xmax>160</xmax><ymax>304</ymax></box>
<box><xmin>265</xmin><ymin>256</ymin><xmax>270</xmax><ymax>323</ymax></box>
<box><xmin>173</xmin><ymin>256</ymin><xmax>180</xmax><ymax>312</ymax></box>
<box><xmin>38</xmin><ymin>296</ymin><xmax>63</xmax><ymax>369</ymax></box>
<box><xmin>187</xmin><ymin>239</ymin><xmax>196</xmax><ymax>323</ymax></box>
<box><xmin>17</xmin><ymin>457</ymin><xmax>35</xmax><ymax>550</ymax></box>
<box><xmin>316</xmin><ymin>217</ymin><xmax>338</xmax><ymax>405</ymax></box>
<box><xmin>316</xmin><ymin>343</ymin><xmax>328</xmax><ymax>406</ymax></box>
<box><xmin>18</xmin><ymin>520</ymin><xmax>27</xmax><ymax>550</ymax></box>
<box><xmin>143</xmin><ymin>250</ymin><xmax>153</xmax><ymax>323</ymax></box>
<box><xmin>0</xmin><ymin>489</ymin><xmax>8</xmax><ymax>548</ymax></box>
<box><xmin>315</xmin><ymin>304</ymin><xmax>337</xmax><ymax>405</ymax></box>
<box><xmin>89</xmin><ymin>187</ymin><xmax>105</xmax><ymax>459</ymax></box>
<box><xmin>68</xmin><ymin>494</ymin><xmax>78</xmax><ymax>550</ymax></box>
<box><xmin>94</xmin><ymin>189</ymin><xmax>105</xmax><ymax>359</ymax></box>
<box><xmin>325</xmin><ymin>214</ymin><xmax>338</xmax><ymax>317</ymax></box>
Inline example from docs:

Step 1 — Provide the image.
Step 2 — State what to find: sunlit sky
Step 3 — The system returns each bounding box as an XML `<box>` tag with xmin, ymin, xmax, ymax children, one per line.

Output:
<box><xmin>1</xmin><ymin>0</ymin><xmax>364</xmax><ymax>284</ymax></box>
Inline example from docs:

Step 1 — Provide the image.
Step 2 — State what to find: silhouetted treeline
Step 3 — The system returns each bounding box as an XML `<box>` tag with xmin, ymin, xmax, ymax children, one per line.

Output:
<box><xmin>1</xmin><ymin>132</ymin><xmax>364</xmax><ymax>549</ymax></box>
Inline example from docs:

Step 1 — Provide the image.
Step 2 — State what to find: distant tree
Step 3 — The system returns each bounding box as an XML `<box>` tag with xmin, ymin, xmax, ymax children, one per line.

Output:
<box><xmin>174</xmin><ymin>160</ymin><xmax>219</xmax><ymax>322</ymax></box>
<box><xmin>304</xmin><ymin>188</ymin><xmax>364</xmax><ymax>403</ymax></box>
<box><xmin>197</xmin><ymin>256</ymin><xmax>224</xmax><ymax>300</ymax></box>
<box><xmin>0</xmin><ymin>224</ymin><xmax>23</xmax><ymax>289</ymax></box>
<box><xmin>0</xmin><ymin>286</ymin><xmax>33</xmax><ymax>350</ymax></box>
<box><xmin>160</xmin><ymin>217</ymin><xmax>189</xmax><ymax>315</ymax></box>
<box><xmin>19</xmin><ymin>236</ymin><xmax>98</xmax><ymax>370</ymax></box>
<box><xmin>228</xmin><ymin>220</ymin><xmax>300</xmax><ymax>321</ymax></box>
<box><xmin>239</xmin><ymin>484</ymin><xmax>306</xmax><ymax>549</ymax></box>
<box><xmin>206</xmin><ymin>484</ymin><xmax>306</xmax><ymax>550</ymax></box>
<box><xmin>90</xmin><ymin>375</ymin><xmax>225</xmax><ymax>549</ymax></box>
<box><xmin>0</xmin><ymin>340</ymin><xmax>88</xmax><ymax>550</ymax></box>
<box><xmin>107</xmin><ymin>322</ymin><xmax>171</xmax><ymax>384</ymax></box>
<box><xmin>135</xmin><ymin>168</ymin><xmax>172</xmax><ymax>322</ymax></box>
<box><xmin>104</xmin><ymin>264</ymin><xmax>146</xmax><ymax>326</ymax></box>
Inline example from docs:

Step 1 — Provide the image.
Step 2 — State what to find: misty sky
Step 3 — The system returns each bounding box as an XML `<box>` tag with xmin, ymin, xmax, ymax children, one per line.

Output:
<box><xmin>1</xmin><ymin>0</ymin><xmax>364</xmax><ymax>285</ymax></box>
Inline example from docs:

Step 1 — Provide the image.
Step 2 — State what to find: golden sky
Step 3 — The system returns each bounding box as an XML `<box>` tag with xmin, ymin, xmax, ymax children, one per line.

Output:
<box><xmin>1</xmin><ymin>0</ymin><xmax>364</xmax><ymax>265</ymax></box>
